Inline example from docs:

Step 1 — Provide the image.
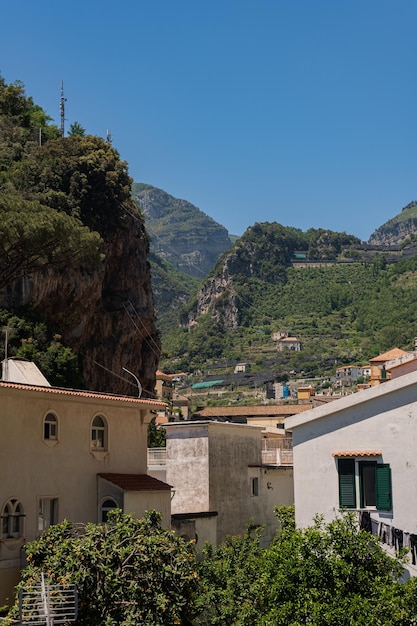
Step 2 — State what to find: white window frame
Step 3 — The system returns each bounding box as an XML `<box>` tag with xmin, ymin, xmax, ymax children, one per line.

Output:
<box><xmin>91</xmin><ymin>415</ymin><xmax>107</xmax><ymax>451</ymax></box>
<box><xmin>38</xmin><ymin>497</ymin><xmax>59</xmax><ymax>533</ymax></box>
<box><xmin>1</xmin><ymin>498</ymin><xmax>24</xmax><ymax>539</ymax></box>
<box><xmin>43</xmin><ymin>411</ymin><xmax>58</xmax><ymax>442</ymax></box>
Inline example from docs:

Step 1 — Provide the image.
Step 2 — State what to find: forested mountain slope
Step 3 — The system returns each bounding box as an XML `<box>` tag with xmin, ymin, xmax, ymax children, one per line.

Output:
<box><xmin>0</xmin><ymin>78</ymin><xmax>159</xmax><ymax>395</ymax></box>
<box><xmin>161</xmin><ymin>222</ymin><xmax>417</xmax><ymax>375</ymax></box>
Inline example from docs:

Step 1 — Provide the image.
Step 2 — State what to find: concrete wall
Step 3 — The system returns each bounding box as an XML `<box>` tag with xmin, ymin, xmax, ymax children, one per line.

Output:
<box><xmin>167</xmin><ymin>424</ymin><xmax>210</xmax><ymax>514</ymax></box>
<box><xmin>165</xmin><ymin>421</ymin><xmax>292</xmax><ymax>546</ymax></box>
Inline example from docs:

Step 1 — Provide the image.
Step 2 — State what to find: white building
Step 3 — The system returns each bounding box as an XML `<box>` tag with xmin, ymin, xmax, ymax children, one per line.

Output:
<box><xmin>285</xmin><ymin>369</ymin><xmax>417</xmax><ymax>577</ymax></box>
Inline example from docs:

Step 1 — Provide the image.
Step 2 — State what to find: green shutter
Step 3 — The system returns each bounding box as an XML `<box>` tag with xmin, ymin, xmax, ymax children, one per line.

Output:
<box><xmin>376</xmin><ymin>464</ymin><xmax>392</xmax><ymax>511</ymax></box>
<box><xmin>338</xmin><ymin>458</ymin><xmax>356</xmax><ymax>508</ymax></box>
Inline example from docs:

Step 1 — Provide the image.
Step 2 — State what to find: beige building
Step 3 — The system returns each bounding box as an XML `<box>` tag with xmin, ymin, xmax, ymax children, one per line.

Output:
<box><xmin>0</xmin><ymin>359</ymin><xmax>171</xmax><ymax>606</ymax></box>
<box><xmin>163</xmin><ymin>421</ymin><xmax>294</xmax><ymax>548</ymax></box>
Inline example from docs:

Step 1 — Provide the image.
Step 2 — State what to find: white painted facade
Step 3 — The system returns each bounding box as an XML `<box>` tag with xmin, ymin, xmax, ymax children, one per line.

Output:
<box><xmin>285</xmin><ymin>370</ymin><xmax>417</xmax><ymax>576</ymax></box>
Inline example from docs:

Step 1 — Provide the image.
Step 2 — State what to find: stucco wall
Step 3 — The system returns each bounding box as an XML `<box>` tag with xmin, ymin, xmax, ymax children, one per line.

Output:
<box><xmin>0</xmin><ymin>385</ymin><xmax>165</xmax><ymax>604</ymax></box>
<box><xmin>289</xmin><ymin>376</ymin><xmax>417</xmax><ymax>533</ymax></box>
<box><xmin>166</xmin><ymin>424</ymin><xmax>210</xmax><ymax>514</ymax></box>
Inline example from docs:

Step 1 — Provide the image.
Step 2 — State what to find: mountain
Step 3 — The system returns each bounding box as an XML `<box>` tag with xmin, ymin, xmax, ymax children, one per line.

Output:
<box><xmin>160</xmin><ymin>222</ymin><xmax>417</xmax><ymax>376</ymax></box>
<box><xmin>369</xmin><ymin>201</ymin><xmax>417</xmax><ymax>245</ymax></box>
<box><xmin>132</xmin><ymin>183</ymin><xmax>232</xmax><ymax>279</ymax></box>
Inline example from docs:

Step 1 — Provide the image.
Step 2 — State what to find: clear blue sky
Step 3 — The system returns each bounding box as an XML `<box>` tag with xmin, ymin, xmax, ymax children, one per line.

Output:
<box><xmin>1</xmin><ymin>0</ymin><xmax>416</xmax><ymax>241</ymax></box>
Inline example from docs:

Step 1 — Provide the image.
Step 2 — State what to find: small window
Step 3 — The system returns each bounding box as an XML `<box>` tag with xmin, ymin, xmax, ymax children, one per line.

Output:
<box><xmin>338</xmin><ymin>459</ymin><xmax>392</xmax><ymax>511</ymax></box>
<box><xmin>91</xmin><ymin>415</ymin><xmax>107</xmax><ymax>450</ymax></box>
<box><xmin>100</xmin><ymin>498</ymin><xmax>118</xmax><ymax>523</ymax></box>
<box><xmin>1</xmin><ymin>499</ymin><xmax>24</xmax><ymax>539</ymax></box>
<box><xmin>44</xmin><ymin>412</ymin><xmax>58</xmax><ymax>441</ymax></box>
<box><xmin>38</xmin><ymin>498</ymin><xmax>59</xmax><ymax>533</ymax></box>
<box><xmin>251</xmin><ymin>477</ymin><xmax>259</xmax><ymax>497</ymax></box>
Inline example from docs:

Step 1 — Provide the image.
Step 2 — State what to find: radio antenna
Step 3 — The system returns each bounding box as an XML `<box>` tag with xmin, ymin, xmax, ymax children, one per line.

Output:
<box><xmin>60</xmin><ymin>81</ymin><xmax>67</xmax><ymax>137</ymax></box>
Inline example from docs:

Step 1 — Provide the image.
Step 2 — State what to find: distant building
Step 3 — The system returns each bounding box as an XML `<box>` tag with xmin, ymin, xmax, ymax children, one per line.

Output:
<box><xmin>234</xmin><ymin>362</ymin><xmax>249</xmax><ymax>374</ymax></box>
<box><xmin>277</xmin><ymin>337</ymin><xmax>301</xmax><ymax>352</ymax></box>
<box><xmin>369</xmin><ymin>348</ymin><xmax>407</xmax><ymax>386</ymax></box>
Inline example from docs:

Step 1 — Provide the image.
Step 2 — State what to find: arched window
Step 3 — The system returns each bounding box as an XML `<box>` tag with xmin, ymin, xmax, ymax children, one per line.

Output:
<box><xmin>91</xmin><ymin>415</ymin><xmax>107</xmax><ymax>450</ymax></box>
<box><xmin>100</xmin><ymin>498</ymin><xmax>118</xmax><ymax>523</ymax></box>
<box><xmin>1</xmin><ymin>499</ymin><xmax>24</xmax><ymax>539</ymax></box>
<box><xmin>44</xmin><ymin>412</ymin><xmax>58</xmax><ymax>441</ymax></box>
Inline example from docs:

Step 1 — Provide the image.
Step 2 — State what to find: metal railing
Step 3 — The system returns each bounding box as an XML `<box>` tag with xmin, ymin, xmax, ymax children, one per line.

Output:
<box><xmin>19</xmin><ymin>574</ymin><xmax>77</xmax><ymax>625</ymax></box>
<box><xmin>147</xmin><ymin>447</ymin><xmax>167</xmax><ymax>466</ymax></box>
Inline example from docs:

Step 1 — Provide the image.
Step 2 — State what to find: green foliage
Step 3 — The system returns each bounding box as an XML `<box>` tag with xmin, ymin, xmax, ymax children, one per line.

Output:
<box><xmin>0</xmin><ymin>310</ymin><xmax>84</xmax><ymax>388</ymax></box>
<box><xmin>8</xmin><ymin>134</ymin><xmax>134</xmax><ymax>236</ymax></box>
<box><xmin>0</xmin><ymin>194</ymin><xmax>102</xmax><ymax>289</ymax></box>
<box><xmin>194</xmin><ymin>509</ymin><xmax>413</xmax><ymax>626</ymax></box>
<box><xmin>68</xmin><ymin>121</ymin><xmax>86</xmax><ymax>137</ymax></box>
<box><xmin>11</xmin><ymin>510</ymin><xmax>198</xmax><ymax>626</ymax></box>
<box><xmin>147</xmin><ymin>417</ymin><xmax>166</xmax><ymax>447</ymax></box>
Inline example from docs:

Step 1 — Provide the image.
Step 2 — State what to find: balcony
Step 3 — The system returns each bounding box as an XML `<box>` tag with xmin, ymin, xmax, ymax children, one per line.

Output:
<box><xmin>147</xmin><ymin>447</ymin><xmax>167</xmax><ymax>467</ymax></box>
<box><xmin>261</xmin><ymin>438</ymin><xmax>293</xmax><ymax>466</ymax></box>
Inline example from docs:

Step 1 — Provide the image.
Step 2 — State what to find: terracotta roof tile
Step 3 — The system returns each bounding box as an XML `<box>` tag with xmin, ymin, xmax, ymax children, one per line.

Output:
<box><xmin>0</xmin><ymin>381</ymin><xmax>166</xmax><ymax>407</ymax></box>
<box><xmin>98</xmin><ymin>473</ymin><xmax>172</xmax><ymax>491</ymax></box>
<box><xmin>194</xmin><ymin>405</ymin><xmax>311</xmax><ymax>418</ymax></box>
<box><xmin>369</xmin><ymin>348</ymin><xmax>407</xmax><ymax>363</ymax></box>
<box><xmin>332</xmin><ymin>451</ymin><xmax>382</xmax><ymax>457</ymax></box>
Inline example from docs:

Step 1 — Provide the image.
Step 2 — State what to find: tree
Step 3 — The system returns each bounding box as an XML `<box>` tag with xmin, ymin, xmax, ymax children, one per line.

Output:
<box><xmin>0</xmin><ymin>194</ymin><xmax>102</xmax><ymax>289</ymax></box>
<box><xmin>68</xmin><ymin>121</ymin><xmax>86</xmax><ymax>137</ymax></box>
<box><xmin>10</xmin><ymin>510</ymin><xmax>198</xmax><ymax>626</ymax></box>
<box><xmin>194</xmin><ymin>507</ymin><xmax>414</xmax><ymax>626</ymax></box>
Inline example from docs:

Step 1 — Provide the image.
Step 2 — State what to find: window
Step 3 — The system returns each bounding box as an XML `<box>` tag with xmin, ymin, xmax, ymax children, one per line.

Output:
<box><xmin>44</xmin><ymin>412</ymin><xmax>58</xmax><ymax>441</ymax></box>
<box><xmin>38</xmin><ymin>498</ymin><xmax>59</xmax><ymax>532</ymax></box>
<box><xmin>91</xmin><ymin>415</ymin><xmax>107</xmax><ymax>450</ymax></box>
<box><xmin>251</xmin><ymin>477</ymin><xmax>259</xmax><ymax>497</ymax></box>
<box><xmin>338</xmin><ymin>458</ymin><xmax>392</xmax><ymax>511</ymax></box>
<box><xmin>100</xmin><ymin>498</ymin><xmax>118</xmax><ymax>523</ymax></box>
<box><xmin>1</xmin><ymin>499</ymin><xmax>24</xmax><ymax>539</ymax></box>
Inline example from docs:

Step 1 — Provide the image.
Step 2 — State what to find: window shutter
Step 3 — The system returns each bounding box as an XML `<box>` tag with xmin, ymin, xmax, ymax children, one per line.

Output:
<box><xmin>338</xmin><ymin>458</ymin><xmax>356</xmax><ymax>508</ymax></box>
<box><xmin>376</xmin><ymin>464</ymin><xmax>392</xmax><ymax>511</ymax></box>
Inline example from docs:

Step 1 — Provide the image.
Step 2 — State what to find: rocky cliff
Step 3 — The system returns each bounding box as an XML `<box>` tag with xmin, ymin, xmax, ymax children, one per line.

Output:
<box><xmin>132</xmin><ymin>184</ymin><xmax>232</xmax><ymax>279</ymax></box>
<box><xmin>2</xmin><ymin>210</ymin><xmax>159</xmax><ymax>397</ymax></box>
<box><xmin>369</xmin><ymin>201</ymin><xmax>417</xmax><ymax>245</ymax></box>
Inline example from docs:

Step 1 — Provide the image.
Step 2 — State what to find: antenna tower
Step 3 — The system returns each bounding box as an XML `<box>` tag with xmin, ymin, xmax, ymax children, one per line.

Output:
<box><xmin>60</xmin><ymin>81</ymin><xmax>67</xmax><ymax>137</ymax></box>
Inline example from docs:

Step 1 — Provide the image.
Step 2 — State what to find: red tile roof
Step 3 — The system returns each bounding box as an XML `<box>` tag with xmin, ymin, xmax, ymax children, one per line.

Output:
<box><xmin>98</xmin><ymin>473</ymin><xmax>172</xmax><ymax>491</ymax></box>
<box><xmin>194</xmin><ymin>405</ymin><xmax>311</xmax><ymax>418</ymax></box>
<box><xmin>0</xmin><ymin>381</ymin><xmax>166</xmax><ymax>407</ymax></box>
<box><xmin>332</xmin><ymin>451</ymin><xmax>382</xmax><ymax>457</ymax></box>
<box><xmin>369</xmin><ymin>348</ymin><xmax>407</xmax><ymax>363</ymax></box>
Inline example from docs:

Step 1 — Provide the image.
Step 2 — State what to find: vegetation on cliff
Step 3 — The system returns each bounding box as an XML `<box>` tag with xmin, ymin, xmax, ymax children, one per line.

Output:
<box><xmin>161</xmin><ymin>223</ymin><xmax>417</xmax><ymax>376</ymax></box>
<box><xmin>0</xmin><ymin>78</ymin><xmax>158</xmax><ymax>394</ymax></box>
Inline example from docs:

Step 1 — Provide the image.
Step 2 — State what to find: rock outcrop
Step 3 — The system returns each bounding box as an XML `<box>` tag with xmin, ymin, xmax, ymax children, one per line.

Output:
<box><xmin>2</xmin><ymin>211</ymin><xmax>159</xmax><ymax>397</ymax></box>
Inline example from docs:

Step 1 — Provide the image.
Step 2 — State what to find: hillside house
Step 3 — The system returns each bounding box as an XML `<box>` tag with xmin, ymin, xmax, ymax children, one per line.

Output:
<box><xmin>335</xmin><ymin>365</ymin><xmax>366</xmax><ymax>386</ymax></box>
<box><xmin>277</xmin><ymin>337</ymin><xmax>301</xmax><ymax>351</ymax></box>
<box><xmin>369</xmin><ymin>348</ymin><xmax>407</xmax><ymax>386</ymax></box>
<box><xmin>0</xmin><ymin>359</ymin><xmax>171</xmax><ymax>606</ymax></box>
<box><xmin>234</xmin><ymin>362</ymin><xmax>249</xmax><ymax>374</ymax></box>
<box><xmin>285</xmin><ymin>369</ymin><xmax>417</xmax><ymax>578</ymax></box>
